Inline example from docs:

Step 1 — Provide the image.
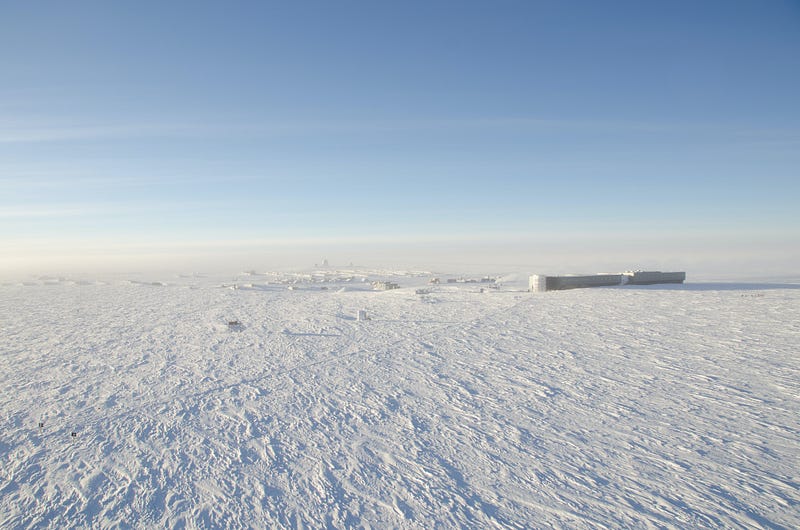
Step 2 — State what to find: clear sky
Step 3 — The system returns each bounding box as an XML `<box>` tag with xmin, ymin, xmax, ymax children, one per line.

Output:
<box><xmin>2</xmin><ymin>1</ymin><xmax>799</xmax><ymax>277</ymax></box>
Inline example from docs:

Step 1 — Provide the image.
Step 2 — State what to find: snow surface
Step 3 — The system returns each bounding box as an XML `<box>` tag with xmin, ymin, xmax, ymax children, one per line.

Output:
<box><xmin>1</xmin><ymin>271</ymin><xmax>798</xmax><ymax>529</ymax></box>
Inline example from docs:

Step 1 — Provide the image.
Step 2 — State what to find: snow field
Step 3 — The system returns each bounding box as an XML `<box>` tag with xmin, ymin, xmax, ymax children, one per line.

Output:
<box><xmin>1</xmin><ymin>276</ymin><xmax>798</xmax><ymax>528</ymax></box>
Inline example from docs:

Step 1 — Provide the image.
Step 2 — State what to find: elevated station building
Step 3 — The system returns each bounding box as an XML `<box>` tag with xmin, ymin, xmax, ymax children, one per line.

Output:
<box><xmin>529</xmin><ymin>271</ymin><xmax>686</xmax><ymax>292</ymax></box>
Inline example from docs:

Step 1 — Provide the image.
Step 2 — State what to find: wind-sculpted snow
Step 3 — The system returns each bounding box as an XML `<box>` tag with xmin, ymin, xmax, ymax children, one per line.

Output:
<box><xmin>1</xmin><ymin>275</ymin><xmax>798</xmax><ymax>528</ymax></box>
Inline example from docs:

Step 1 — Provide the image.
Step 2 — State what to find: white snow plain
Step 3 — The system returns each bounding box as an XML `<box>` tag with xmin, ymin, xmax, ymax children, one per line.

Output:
<box><xmin>1</xmin><ymin>270</ymin><xmax>798</xmax><ymax>529</ymax></box>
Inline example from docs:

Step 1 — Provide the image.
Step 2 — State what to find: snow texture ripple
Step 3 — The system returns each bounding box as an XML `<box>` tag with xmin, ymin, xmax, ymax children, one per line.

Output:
<box><xmin>1</xmin><ymin>275</ymin><xmax>798</xmax><ymax>529</ymax></box>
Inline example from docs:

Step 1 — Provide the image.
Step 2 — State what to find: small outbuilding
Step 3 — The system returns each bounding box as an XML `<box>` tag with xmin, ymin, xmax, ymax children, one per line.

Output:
<box><xmin>371</xmin><ymin>281</ymin><xmax>400</xmax><ymax>291</ymax></box>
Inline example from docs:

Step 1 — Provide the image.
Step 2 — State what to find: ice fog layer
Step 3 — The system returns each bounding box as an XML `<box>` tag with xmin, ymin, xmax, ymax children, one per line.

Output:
<box><xmin>1</xmin><ymin>273</ymin><xmax>798</xmax><ymax>528</ymax></box>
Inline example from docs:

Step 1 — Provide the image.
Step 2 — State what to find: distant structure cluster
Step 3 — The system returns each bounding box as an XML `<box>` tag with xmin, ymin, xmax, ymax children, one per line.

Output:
<box><xmin>529</xmin><ymin>270</ymin><xmax>686</xmax><ymax>292</ymax></box>
<box><xmin>445</xmin><ymin>276</ymin><xmax>496</xmax><ymax>284</ymax></box>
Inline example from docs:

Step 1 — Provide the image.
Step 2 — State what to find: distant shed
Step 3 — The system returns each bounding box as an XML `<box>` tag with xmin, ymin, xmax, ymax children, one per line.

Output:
<box><xmin>372</xmin><ymin>281</ymin><xmax>400</xmax><ymax>291</ymax></box>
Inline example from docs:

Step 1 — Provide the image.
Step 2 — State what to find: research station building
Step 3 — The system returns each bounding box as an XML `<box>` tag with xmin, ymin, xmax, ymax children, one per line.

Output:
<box><xmin>529</xmin><ymin>271</ymin><xmax>686</xmax><ymax>292</ymax></box>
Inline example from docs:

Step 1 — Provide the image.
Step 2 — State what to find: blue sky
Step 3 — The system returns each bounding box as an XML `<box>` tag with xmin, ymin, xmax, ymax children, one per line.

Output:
<box><xmin>1</xmin><ymin>1</ymin><xmax>799</xmax><ymax>276</ymax></box>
